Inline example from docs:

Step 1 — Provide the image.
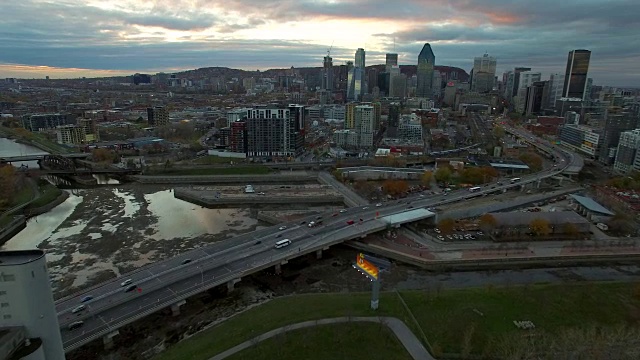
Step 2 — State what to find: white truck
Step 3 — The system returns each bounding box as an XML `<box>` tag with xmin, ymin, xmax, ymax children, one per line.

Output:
<box><xmin>244</xmin><ymin>185</ymin><xmax>255</xmax><ymax>193</ymax></box>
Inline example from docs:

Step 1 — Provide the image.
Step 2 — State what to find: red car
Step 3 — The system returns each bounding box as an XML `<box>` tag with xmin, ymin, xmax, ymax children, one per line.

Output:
<box><xmin>346</xmin><ymin>220</ymin><xmax>355</xmax><ymax>225</ymax></box>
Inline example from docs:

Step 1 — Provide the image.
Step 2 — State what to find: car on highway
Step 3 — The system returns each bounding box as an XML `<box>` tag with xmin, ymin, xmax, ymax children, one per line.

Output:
<box><xmin>346</xmin><ymin>220</ymin><xmax>355</xmax><ymax>225</ymax></box>
<box><xmin>120</xmin><ymin>279</ymin><xmax>133</xmax><ymax>287</ymax></box>
<box><xmin>339</xmin><ymin>209</ymin><xmax>347</xmax><ymax>213</ymax></box>
<box><xmin>278</xmin><ymin>226</ymin><xmax>287</xmax><ymax>230</ymax></box>
<box><xmin>71</xmin><ymin>305</ymin><xmax>86</xmax><ymax>314</ymax></box>
<box><xmin>375</xmin><ymin>203</ymin><xmax>382</xmax><ymax>207</ymax></box>
<box><xmin>80</xmin><ymin>295</ymin><xmax>93</xmax><ymax>303</ymax></box>
<box><xmin>362</xmin><ymin>206</ymin><xmax>369</xmax><ymax>210</ymax></box>
<box><xmin>124</xmin><ymin>284</ymin><xmax>137</xmax><ymax>292</ymax></box>
<box><xmin>274</xmin><ymin>239</ymin><xmax>291</xmax><ymax>248</ymax></box>
<box><xmin>308</xmin><ymin>221</ymin><xmax>316</xmax><ymax>228</ymax></box>
<box><xmin>181</xmin><ymin>259</ymin><xmax>192</xmax><ymax>265</ymax></box>
<box><xmin>68</xmin><ymin>321</ymin><xmax>84</xmax><ymax>331</ymax></box>
<box><xmin>332</xmin><ymin>213</ymin><xmax>338</xmax><ymax>217</ymax></box>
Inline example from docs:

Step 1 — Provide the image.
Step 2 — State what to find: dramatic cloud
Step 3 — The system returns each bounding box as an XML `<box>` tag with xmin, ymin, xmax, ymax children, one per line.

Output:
<box><xmin>0</xmin><ymin>0</ymin><xmax>638</xmax><ymax>86</ymax></box>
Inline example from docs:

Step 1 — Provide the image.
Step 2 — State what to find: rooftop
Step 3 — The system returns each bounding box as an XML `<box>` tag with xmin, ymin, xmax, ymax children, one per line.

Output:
<box><xmin>490</xmin><ymin>211</ymin><xmax>589</xmax><ymax>226</ymax></box>
<box><xmin>0</xmin><ymin>250</ymin><xmax>45</xmax><ymax>266</ymax></box>
<box><xmin>570</xmin><ymin>194</ymin><xmax>615</xmax><ymax>216</ymax></box>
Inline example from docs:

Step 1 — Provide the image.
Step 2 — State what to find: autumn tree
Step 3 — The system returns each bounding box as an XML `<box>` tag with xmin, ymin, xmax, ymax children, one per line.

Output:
<box><xmin>437</xmin><ymin>218</ymin><xmax>456</xmax><ymax>234</ymax></box>
<box><xmin>530</xmin><ymin>218</ymin><xmax>551</xmax><ymax>236</ymax></box>
<box><xmin>434</xmin><ymin>166</ymin><xmax>452</xmax><ymax>184</ymax></box>
<box><xmin>92</xmin><ymin>148</ymin><xmax>116</xmax><ymax>163</ymax></box>
<box><xmin>382</xmin><ymin>179</ymin><xmax>409</xmax><ymax>196</ymax></box>
<box><xmin>519</xmin><ymin>152</ymin><xmax>543</xmax><ymax>172</ymax></box>
<box><xmin>479</xmin><ymin>213</ymin><xmax>498</xmax><ymax>232</ymax></box>
<box><xmin>493</xmin><ymin>125</ymin><xmax>505</xmax><ymax>139</ymax></box>
<box><xmin>421</xmin><ymin>171</ymin><xmax>433</xmax><ymax>186</ymax></box>
<box><xmin>563</xmin><ymin>223</ymin><xmax>581</xmax><ymax>238</ymax></box>
<box><xmin>0</xmin><ymin>165</ymin><xmax>17</xmax><ymax>209</ymax></box>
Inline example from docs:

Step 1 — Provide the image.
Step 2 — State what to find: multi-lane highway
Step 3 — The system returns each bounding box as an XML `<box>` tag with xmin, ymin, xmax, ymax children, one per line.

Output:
<box><xmin>56</xmin><ymin>125</ymin><xmax>576</xmax><ymax>351</ymax></box>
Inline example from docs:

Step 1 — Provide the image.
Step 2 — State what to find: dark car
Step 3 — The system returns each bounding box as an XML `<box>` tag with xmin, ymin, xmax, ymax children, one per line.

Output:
<box><xmin>68</xmin><ymin>321</ymin><xmax>84</xmax><ymax>330</ymax></box>
<box><xmin>181</xmin><ymin>259</ymin><xmax>192</xmax><ymax>265</ymax></box>
<box><xmin>125</xmin><ymin>284</ymin><xmax>137</xmax><ymax>293</ymax></box>
<box><xmin>255</xmin><ymin>240</ymin><xmax>262</xmax><ymax>245</ymax></box>
<box><xmin>80</xmin><ymin>295</ymin><xmax>93</xmax><ymax>303</ymax></box>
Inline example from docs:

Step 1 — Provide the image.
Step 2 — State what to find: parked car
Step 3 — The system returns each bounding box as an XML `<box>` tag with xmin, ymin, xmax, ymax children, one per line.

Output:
<box><xmin>120</xmin><ymin>279</ymin><xmax>133</xmax><ymax>287</ymax></box>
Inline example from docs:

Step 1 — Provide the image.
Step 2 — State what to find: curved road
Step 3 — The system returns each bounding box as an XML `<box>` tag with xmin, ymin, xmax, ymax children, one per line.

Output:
<box><xmin>208</xmin><ymin>317</ymin><xmax>433</xmax><ymax>360</ymax></box>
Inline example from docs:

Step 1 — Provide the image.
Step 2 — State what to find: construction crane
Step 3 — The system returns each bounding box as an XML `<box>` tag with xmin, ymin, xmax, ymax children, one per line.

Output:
<box><xmin>327</xmin><ymin>41</ymin><xmax>334</xmax><ymax>57</ymax></box>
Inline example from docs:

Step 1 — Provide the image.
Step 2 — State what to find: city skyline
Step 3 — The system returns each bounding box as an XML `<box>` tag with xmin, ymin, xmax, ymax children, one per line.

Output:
<box><xmin>1</xmin><ymin>0</ymin><xmax>639</xmax><ymax>86</ymax></box>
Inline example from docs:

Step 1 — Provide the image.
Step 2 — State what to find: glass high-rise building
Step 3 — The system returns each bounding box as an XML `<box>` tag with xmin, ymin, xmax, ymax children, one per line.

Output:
<box><xmin>471</xmin><ymin>53</ymin><xmax>497</xmax><ymax>93</ymax></box>
<box><xmin>416</xmin><ymin>43</ymin><xmax>435</xmax><ymax>98</ymax></box>
<box><xmin>562</xmin><ymin>49</ymin><xmax>591</xmax><ymax>99</ymax></box>
<box><xmin>385</xmin><ymin>53</ymin><xmax>398</xmax><ymax>72</ymax></box>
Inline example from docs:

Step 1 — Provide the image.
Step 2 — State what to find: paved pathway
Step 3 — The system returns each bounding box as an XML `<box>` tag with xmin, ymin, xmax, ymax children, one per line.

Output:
<box><xmin>208</xmin><ymin>316</ymin><xmax>434</xmax><ymax>360</ymax></box>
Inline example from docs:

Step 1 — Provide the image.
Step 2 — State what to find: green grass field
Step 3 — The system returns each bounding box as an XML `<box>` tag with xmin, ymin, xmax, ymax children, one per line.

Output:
<box><xmin>147</xmin><ymin>166</ymin><xmax>272</xmax><ymax>176</ymax></box>
<box><xmin>10</xmin><ymin>186</ymin><xmax>34</xmax><ymax>208</ymax></box>
<box><xmin>27</xmin><ymin>184</ymin><xmax>62</xmax><ymax>209</ymax></box>
<box><xmin>226</xmin><ymin>322</ymin><xmax>412</xmax><ymax>360</ymax></box>
<box><xmin>191</xmin><ymin>156</ymin><xmax>238</xmax><ymax>165</ymax></box>
<box><xmin>154</xmin><ymin>283</ymin><xmax>640</xmax><ymax>360</ymax></box>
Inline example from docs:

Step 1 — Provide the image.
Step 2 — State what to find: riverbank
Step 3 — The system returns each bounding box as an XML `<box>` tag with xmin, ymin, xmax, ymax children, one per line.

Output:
<box><xmin>0</xmin><ymin>126</ymin><xmax>73</xmax><ymax>154</ymax></box>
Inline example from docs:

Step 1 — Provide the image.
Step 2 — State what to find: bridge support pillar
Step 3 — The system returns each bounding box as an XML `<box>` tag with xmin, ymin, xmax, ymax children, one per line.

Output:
<box><xmin>171</xmin><ymin>300</ymin><xmax>186</xmax><ymax>316</ymax></box>
<box><xmin>274</xmin><ymin>263</ymin><xmax>282</xmax><ymax>275</ymax></box>
<box><xmin>537</xmin><ymin>179</ymin><xmax>542</xmax><ymax>189</ymax></box>
<box><xmin>227</xmin><ymin>278</ymin><xmax>241</xmax><ymax>292</ymax></box>
<box><xmin>316</xmin><ymin>249</ymin><xmax>323</xmax><ymax>259</ymax></box>
<box><xmin>103</xmin><ymin>331</ymin><xmax>119</xmax><ymax>350</ymax></box>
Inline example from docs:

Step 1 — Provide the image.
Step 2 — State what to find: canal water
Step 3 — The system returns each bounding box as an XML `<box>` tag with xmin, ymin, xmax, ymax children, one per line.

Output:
<box><xmin>1</xmin><ymin>138</ymin><xmax>259</xmax><ymax>291</ymax></box>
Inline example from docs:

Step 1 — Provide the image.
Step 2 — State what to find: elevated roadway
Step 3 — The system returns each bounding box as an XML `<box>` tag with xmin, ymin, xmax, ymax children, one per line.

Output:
<box><xmin>0</xmin><ymin>153</ymin><xmax>90</xmax><ymax>163</ymax></box>
<box><xmin>56</xmin><ymin>129</ymin><xmax>579</xmax><ymax>351</ymax></box>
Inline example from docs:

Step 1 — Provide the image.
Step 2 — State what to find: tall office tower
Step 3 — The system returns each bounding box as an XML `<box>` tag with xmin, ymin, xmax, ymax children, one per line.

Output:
<box><xmin>389</xmin><ymin>66</ymin><xmax>407</xmax><ymax>98</ymax></box>
<box><xmin>367</xmin><ymin>68</ymin><xmax>378</xmax><ymax>94</ymax></box>
<box><xmin>548</xmin><ymin>73</ymin><xmax>565</xmax><ymax>107</ymax></box>
<box><xmin>432</xmin><ymin>70</ymin><xmax>442</xmax><ymax>98</ymax></box>
<box><xmin>322</xmin><ymin>55</ymin><xmax>334</xmax><ymax>91</ymax></box>
<box><xmin>415</xmin><ymin>43</ymin><xmax>436</xmax><ymax>98</ymax></box>
<box><xmin>562</xmin><ymin>49</ymin><xmax>591</xmax><ymax>99</ymax></box>
<box><xmin>354</xmin><ymin>104</ymin><xmax>375</xmax><ymax>148</ymax></box>
<box><xmin>598</xmin><ymin>111</ymin><xmax>640</xmax><ymax>164</ymax></box>
<box><xmin>348</xmin><ymin>49</ymin><xmax>366</xmax><ymax>101</ymax></box>
<box><xmin>0</xmin><ymin>250</ymin><xmax>65</xmax><ymax>360</ymax></box>
<box><xmin>584</xmin><ymin>78</ymin><xmax>593</xmax><ymax>101</ymax></box>
<box><xmin>471</xmin><ymin>53</ymin><xmax>497</xmax><ymax>93</ymax></box>
<box><xmin>387</xmin><ymin>102</ymin><xmax>401</xmax><ymax>137</ymax></box>
<box><xmin>385</xmin><ymin>53</ymin><xmax>398</xmax><ymax>72</ymax></box>
<box><xmin>503</xmin><ymin>71</ymin><xmax>514</xmax><ymax>99</ymax></box>
<box><xmin>524</xmin><ymin>81</ymin><xmax>550</xmax><ymax>116</ymax></box>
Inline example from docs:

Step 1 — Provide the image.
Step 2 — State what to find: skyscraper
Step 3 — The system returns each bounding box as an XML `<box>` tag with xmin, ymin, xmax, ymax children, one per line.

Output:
<box><xmin>562</xmin><ymin>49</ymin><xmax>591</xmax><ymax>99</ymax></box>
<box><xmin>385</xmin><ymin>53</ymin><xmax>398</xmax><ymax>72</ymax></box>
<box><xmin>322</xmin><ymin>54</ymin><xmax>334</xmax><ymax>91</ymax></box>
<box><xmin>348</xmin><ymin>48</ymin><xmax>366</xmax><ymax>101</ymax></box>
<box><xmin>471</xmin><ymin>53</ymin><xmax>497</xmax><ymax>93</ymax></box>
<box><xmin>416</xmin><ymin>43</ymin><xmax>435</xmax><ymax>98</ymax></box>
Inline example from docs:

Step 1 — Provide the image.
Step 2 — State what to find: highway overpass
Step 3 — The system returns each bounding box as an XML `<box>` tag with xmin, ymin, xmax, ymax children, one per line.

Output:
<box><xmin>55</xmin><ymin>128</ymin><xmax>579</xmax><ymax>352</ymax></box>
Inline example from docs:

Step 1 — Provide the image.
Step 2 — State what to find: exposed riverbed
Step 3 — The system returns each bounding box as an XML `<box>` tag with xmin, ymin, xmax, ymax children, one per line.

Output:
<box><xmin>2</xmin><ymin>185</ymin><xmax>263</xmax><ymax>297</ymax></box>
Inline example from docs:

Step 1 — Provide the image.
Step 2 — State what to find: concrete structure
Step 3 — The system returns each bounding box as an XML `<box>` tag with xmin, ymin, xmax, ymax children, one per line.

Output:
<box><xmin>614</xmin><ymin>129</ymin><xmax>640</xmax><ymax>174</ymax></box>
<box><xmin>245</xmin><ymin>105</ymin><xmax>305</xmax><ymax>158</ymax></box>
<box><xmin>322</xmin><ymin>54</ymin><xmax>333</xmax><ymax>92</ymax></box>
<box><xmin>599</xmin><ymin>111</ymin><xmax>640</xmax><ymax>165</ymax></box>
<box><xmin>55</xmin><ymin>124</ymin><xmax>85</xmax><ymax>145</ymax></box>
<box><xmin>558</xmin><ymin>124</ymin><xmax>599</xmax><ymax>157</ymax></box>
<box><xmin>563</xmin><ymin>49</ymin><xmax>591</xmax><ymax>100</ymax></box>
<box><xmin>146</xmin><ymin>106</ymin><xmax>169</xmax><ymax>127</ymax></box>
<box><xmin>354</xmin><ymin>105</ymin><xmax>375</xmax><ymax>148</ymax></box>
<box><xmin>226</xmin><ymin>108</ymin><xmax>250</xmax><ymax>127</ymax></box>
<box><xmin>21</xmin><ymin>113</ymin><xmax>74</xmax><ymax>132</ymax></box>
<box><xmin>332</xmin><ymin>130</ymin><xmax>359</xmax><ymax>148</ymax></box>
<box><xmin>471</xmin><ymin>53</ymin><xmax>497</xmax><ymax>93</ymax></box>
<box><xmin>548</xmin><ymin>73</ymin><xmax>565</xmax><ymax>107</ymax></box>
<box><xmin>77</xmin><ymin>118</ymin><xmax>99</xmax><ymax>143</ymax></box>
<box><xmin>416</xmin><ymin>43</ymin><xmax>436</xmax><ymax>98</ymax></box>
<box><xmin>0</xmin><ymin>250</ymin><xmax>64</xmax><ymax>360</ymax></box>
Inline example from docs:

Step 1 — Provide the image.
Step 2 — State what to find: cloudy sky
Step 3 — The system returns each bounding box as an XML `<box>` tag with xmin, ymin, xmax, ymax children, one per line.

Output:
<box><xmin>1</xmin><ymin>0</ymin><xmax>638</xmax><ymax>86</ymax></box>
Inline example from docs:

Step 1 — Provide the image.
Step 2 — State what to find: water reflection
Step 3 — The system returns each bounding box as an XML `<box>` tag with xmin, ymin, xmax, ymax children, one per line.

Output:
<box><xmin>0</xmin><ymin>137</ymin><xmax>47</xmax><ymax>168</ymax></box>
<box><xmin>145</xmin><ymin>189</ymin><xmax>257</xmax><ymax>240</ymax></box>
<box><xmin>1</xmin><ymin>192</ymin><xmax>83</xmax><ymax>250</ymax></box>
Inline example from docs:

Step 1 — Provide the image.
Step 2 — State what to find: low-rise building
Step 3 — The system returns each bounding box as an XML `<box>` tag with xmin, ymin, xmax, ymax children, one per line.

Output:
<box><xmin>558</xmin><ymin>124</ymin><xmax>600</xmax><ymax>157</ymax></box>
<box><xmin>613</xmin><ymin>129</ymin><xmax>640</xmax><ymax>174</ymax></box>
<box><xmin>489</xmin><ymin>211</ymin><xmax>591</xmax><ymax>239</ymax></box>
